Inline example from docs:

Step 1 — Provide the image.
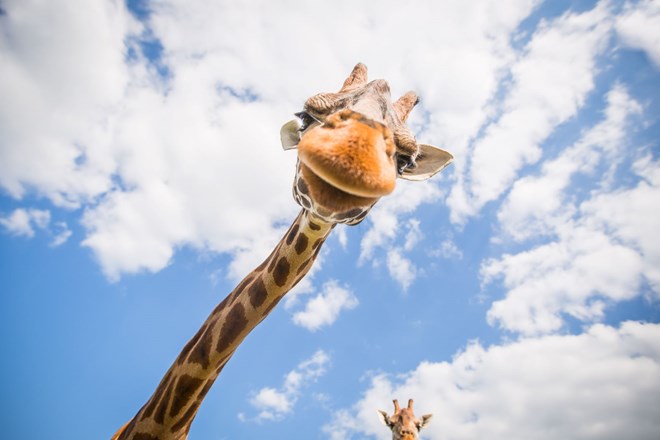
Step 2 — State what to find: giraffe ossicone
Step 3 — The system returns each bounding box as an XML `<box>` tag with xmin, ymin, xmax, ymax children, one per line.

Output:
<box><xmin>112</xmin><ymin>63</ymin><xmax>451</xmax><ymax>440</ymax></box>
<box><xmin>378</xmin><ymin>399</ymin><xmax>433</xmax><ymax>440</ymax></box>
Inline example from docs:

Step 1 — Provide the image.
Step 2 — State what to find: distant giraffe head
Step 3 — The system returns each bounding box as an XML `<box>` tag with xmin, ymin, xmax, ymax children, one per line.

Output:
<box><xmin>281</xmin><ymin>63</ymin><xmax>453</xmax><ymax>225</ymax></box>
<box><xmin>378</xmin><ymin>399</ymin><xmax>433</xmax><ymax>440</ymax></box>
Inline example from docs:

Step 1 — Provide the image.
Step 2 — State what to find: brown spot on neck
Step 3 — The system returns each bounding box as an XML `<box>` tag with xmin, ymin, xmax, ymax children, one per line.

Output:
<box><xmin>294</xmin><ymin>233</ymin><xmax>309</xmax><ymax>255</ymax></box>
<box><xmin>153</xmin><ymin>376</ymin><xmax>176</xmax><ymax>424</ymax></box>
<box><xmin>169</xmin><ymin>374</ymin><xmax>204</xmax><ymax>418</ymax></box>
<box><xmin>273</xmin><ymin>256</ymin><xmax>290</xmax><ymax>287</ymax></box>
<box><xmin>216</xmin><ymin>303</ymin><xmax>248</xmax><ymax>354</ymax></box>
<box><xmin>285</xmin><ymin>223</ymin><xmax>299</xmax><ymax>245</ymax></box>
<box><xmin>248</xmin><ymin>278</ymin><xmax>268</xmax><ymax>309</ymax></box>
<box><xmin>185</xmin><ymin>324</ymin><xmax>214</xmax><ymax>370</ymax></box>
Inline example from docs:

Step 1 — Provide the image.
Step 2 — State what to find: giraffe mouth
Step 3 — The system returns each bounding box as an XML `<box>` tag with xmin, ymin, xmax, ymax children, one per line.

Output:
<box><xmin>296</xmin><ymin>109</ymin><xmax>398</xmax><ymax>198</ymax></box>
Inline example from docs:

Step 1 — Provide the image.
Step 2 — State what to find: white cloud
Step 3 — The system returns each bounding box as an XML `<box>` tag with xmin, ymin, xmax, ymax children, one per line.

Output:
<box><xmin>448</xmin><ymin>2</ymin><xmax>614</xmax><ymax>223</ymax></box>
<box><xmin>485</xmin><ymin>164</ymin><xmax>660</xmax><ymax>334</ymax></box>
<box><xmin>0</xmin><ymin>208</ymin><xmax>72</xmax><ymax>247</ymax></box>
<box><xmin>497</xmin><ymin>85</ymin><xmax>642</xmax><ymax>242</ymax></box>
<box><xmin>0</xmin><ymin>209</ymin><xmax>36</xmax><ymax>237</ymax></box>
<box><xmin>292</xmin><ymin>280</ymin><xmax>358</xmax><ymax>332</ymax></box>
<box><xmin>403</xmin><ymin>219</ymin><xmax>423</xmax><ymax>252</ymax></box>
<box><xmin>483</xmin><ymin>225</ymin><xmax>644</xmax><ymax>334</ymax></box>
<box><xmin>246</xmin><ymin>387</ymin><xmax>292</xmax><ymax>422</ymax></box>
<box><xmin>81</xmin><ymin>180</ymin><xmax>194</xmax><ymax>280</ymax></box>
<box><xmin>243</xmin><ymin>349</ymin><xmax>330</xmax><ymax>422</ymax></box>
<box><xmin>482</xmin><ymin>85</ymin><xmax>655</xmax><ymax>335</ymax></box>
<box><xmin>0</xmin><ymin>0</ymin><xmax>139</xmax><ymax>205</ymax></box>
<box><xmin>324</xmin><ymin>322</ymin><xmax>660</xmax><ymax>440</ymax></box>
<box><xmin>360</xmin><ymin>217</ymin><xmax>426</xmax><ymax>291</ymax></box>
<box><xmin>581</xmin><ymin>155</ymin><xmax>660</xmax><ymax>293</ymax></box>
<box><xmin>50</xmin><ymin>222</ymin><xmax>73</xmax><ymax>247</ymax></box>
<box><xmin>335</xmin><ymin>226</ymin><xmax>349</xmax><ymax>251</ymax></box>
<box><xmin>386</xmin><ymin>249</ymin><xmax>418</xmax><ymax>292</ymax></box>
<box><xmin>0</xmin><ymin>208</ymin><xmax>50</xmax><ymax>237</ymax></box>
<box><xmin>431</xmin><ymin>238</ymin><xmax>464</xmax><ymax>260</ymax></box>
<box><xmin>616</xmin><ymin>0</ymin><xmax>660</xmax><ymax>68</ymax></box>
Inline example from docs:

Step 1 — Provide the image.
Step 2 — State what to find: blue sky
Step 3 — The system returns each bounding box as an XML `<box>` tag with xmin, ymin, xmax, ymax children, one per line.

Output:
<box><xmin>1</xmin><ymin>1</ymin><xmax>659</xmax><ymax>439</ymax></box>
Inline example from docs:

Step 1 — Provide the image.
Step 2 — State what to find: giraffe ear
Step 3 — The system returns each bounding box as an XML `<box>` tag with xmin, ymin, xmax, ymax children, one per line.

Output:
<box><xmin>418</xmin><ymin>414</ymin><xmax>433</xmax><ymax>429</ymax></box>
<box><xmin>400</xmin><ymin>144</ymin><xmax>453</xmax><ymax>181</ymax></box>
<box><xmin>378</xmin><ymin>410</ymin><xmax>393</xmax><ymax>427</ymax></box>
<box><xmin>280</xmin><ymin>119</ymin><xmax>301</xmax><ymax>150</ymax></box>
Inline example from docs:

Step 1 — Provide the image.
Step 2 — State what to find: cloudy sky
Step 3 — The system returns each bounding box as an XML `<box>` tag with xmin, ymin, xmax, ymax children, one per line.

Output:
<box><xmin>1</xmin><ymin>0</ymin><xmax>659</xmax><ymax>439</ymax></box>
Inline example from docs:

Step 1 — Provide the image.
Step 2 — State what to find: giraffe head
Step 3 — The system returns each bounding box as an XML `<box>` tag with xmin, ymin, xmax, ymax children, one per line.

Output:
<box><xmin>281</xmin><ymin>63</ymin><xmax>453</xmax><ymax>225</ymax></box>
<box><xmin>378</xmin><ymin>399</ymin><xmax>433</xmax><ymax>440</ymax></box>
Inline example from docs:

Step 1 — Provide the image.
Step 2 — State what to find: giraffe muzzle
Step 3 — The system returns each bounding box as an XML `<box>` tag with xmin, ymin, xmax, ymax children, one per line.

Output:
<box><xmin>297</xmin><ymin>109</ymin><xmax>398</xmax><ymax>199</ymax></box>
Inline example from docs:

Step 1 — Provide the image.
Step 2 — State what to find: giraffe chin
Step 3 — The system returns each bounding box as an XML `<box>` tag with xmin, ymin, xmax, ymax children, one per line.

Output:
<box><xmin>293</xmin><ymin>162</ymin><xmax>378</xmax><ymax>225</ymax></box>
<box><xmin>297</xmin><ymin>109</ymin><xmax>397</xmax><ymax>199</ymax></box>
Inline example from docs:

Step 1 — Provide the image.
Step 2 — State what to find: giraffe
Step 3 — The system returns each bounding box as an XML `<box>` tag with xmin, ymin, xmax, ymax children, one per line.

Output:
<box><xmin>111</xmin><ymin>63</ymin><xmax>453</xmax><ymax>440</ymax></box>
<box><xmin>378</xmin><ymin>399</ymin><xmax>433</xmax><ymax>440</ymax></box>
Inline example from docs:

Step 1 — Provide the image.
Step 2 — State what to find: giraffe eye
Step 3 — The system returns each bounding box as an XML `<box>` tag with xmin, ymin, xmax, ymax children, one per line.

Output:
<box><xmin>396</xmin><ymin>154</ymin><xmax>416</xmax><ymax>175</ymax></box>
<box><xmin>295</xmin><ymin>111</ymin><xmax>321</xmax><ymax>132</ymax></box>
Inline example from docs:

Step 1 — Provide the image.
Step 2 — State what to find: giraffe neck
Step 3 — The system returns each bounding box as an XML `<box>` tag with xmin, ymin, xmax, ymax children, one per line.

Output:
<box><xmin>114</xmin><ymin>210</ymin><xmax>334</xmax><ymax>440</ymax></box>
